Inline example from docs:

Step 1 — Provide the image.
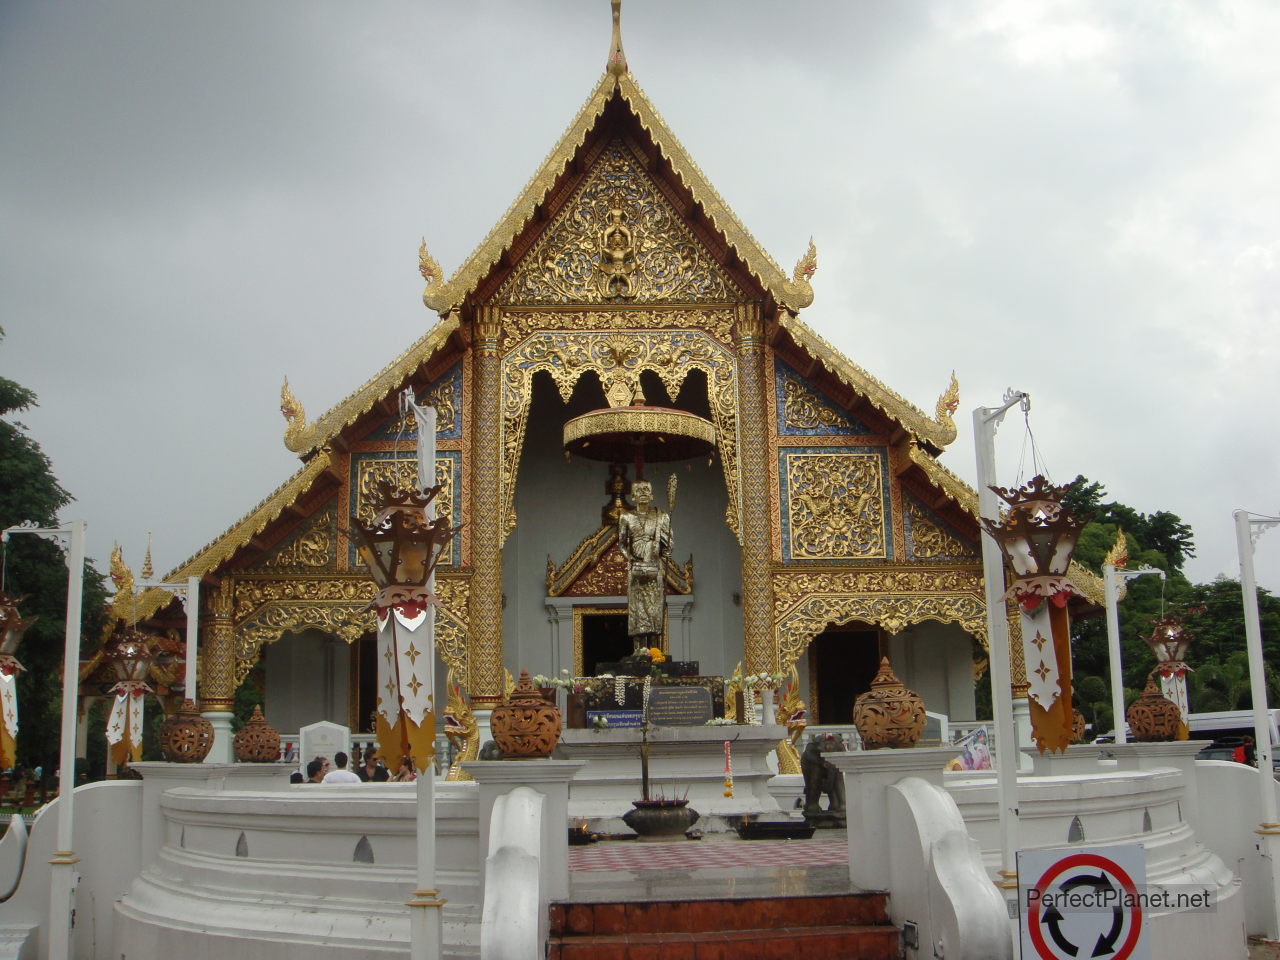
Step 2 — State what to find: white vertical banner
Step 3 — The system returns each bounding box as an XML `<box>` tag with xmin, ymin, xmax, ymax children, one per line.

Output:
<box><xmin>1019</xmin><ymin>602</ymin><xmax>1060</xmax><ymax>711</ymax></box>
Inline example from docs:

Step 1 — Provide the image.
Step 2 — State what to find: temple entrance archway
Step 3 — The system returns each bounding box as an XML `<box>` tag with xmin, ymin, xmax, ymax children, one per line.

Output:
<box><xmin>808</xmin><ymin>625</ymin><xmax>883</xmax><ymax>725</ymax></box>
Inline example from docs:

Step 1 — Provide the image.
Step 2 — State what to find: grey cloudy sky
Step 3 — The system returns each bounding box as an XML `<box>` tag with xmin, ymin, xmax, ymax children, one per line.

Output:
<box><xmin>3</xmin><ymin>1</ymin><xmax>1279</xmax><ymax>595</ymax></box>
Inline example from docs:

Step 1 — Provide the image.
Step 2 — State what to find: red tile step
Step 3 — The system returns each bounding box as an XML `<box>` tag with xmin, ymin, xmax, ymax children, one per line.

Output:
<box><xmin>547</xmin><ymin>892</ymin><xmax>900</xmax><ymax>960</ymax></box>
<box><xmin>546</xmin><ymin>924</ymin><xmax>900</xmax><ymax>960</ymax></box>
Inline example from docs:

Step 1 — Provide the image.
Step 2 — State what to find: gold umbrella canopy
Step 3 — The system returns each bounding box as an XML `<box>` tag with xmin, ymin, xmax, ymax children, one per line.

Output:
<box><xmin>563</xmin><ymin>405</ymin><xmax>716</xmax><ymax>467</ymax></box>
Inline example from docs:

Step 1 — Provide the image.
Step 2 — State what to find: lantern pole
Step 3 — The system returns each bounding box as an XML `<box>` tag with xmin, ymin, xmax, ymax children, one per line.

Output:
<box><xmin>1102</xmin><ymin>563</ymin><xmax>1164</xmax><ymax>744</ymax></box>
<box><xmin>2</xmin><ymin>519</ymin><xmax>86</xmax><ymax>960</ymax></box>
<box><xmin>1234</xmin><ymin>508</ymin><xmax>1280</xmax><ymax>939</ymax></box>
<box><xmin>973</xmin><ymin>390</ymin><xmax>1026</xmax><ymax>893</ymax></box>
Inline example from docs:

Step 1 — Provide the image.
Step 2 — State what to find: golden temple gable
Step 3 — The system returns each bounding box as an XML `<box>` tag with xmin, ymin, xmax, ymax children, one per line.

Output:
<box><xmin>135</xmin><ymin>20</ymin><xmax>1103</xmax><ymax>734</ymax></box>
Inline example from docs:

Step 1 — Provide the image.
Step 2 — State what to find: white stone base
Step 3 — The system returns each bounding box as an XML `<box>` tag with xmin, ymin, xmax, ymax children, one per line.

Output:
<box><xmin>554</xmin><ymin>725</ymin><xmax>784</xmax><ymax>833</ymax></box>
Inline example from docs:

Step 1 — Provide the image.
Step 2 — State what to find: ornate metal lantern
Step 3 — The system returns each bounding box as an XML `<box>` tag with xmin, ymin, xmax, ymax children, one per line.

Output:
<box><xmin>351</xmin><ymin>479</ymin><xmax>460</xmax><ymax>772</ymax></box>
<box><xmin>0</xmin><ymin>593</ymin><xmax>35</xmax><ymax>770</ymax></box>
<box><xmin>104</xmin><ymin>625</ymin><xmax>154</xmax><ymax>766</ymax></box>
<box><xmin>983</xmin><ymin>475</ymin><xmax>1087</xmax><ymax>610</ymax></box>
<box><xmin>105</xmin><ymin>626</ymin><xmax>154</xmax><ymax>683</ymax></box>
<box><xmin>982</xmin><ymin>475</ymin><xmax>1087</xmax><ymax>754</ymax></box>
<box><xmin>351</xmin><ymin>481</ymin><xmax>457</xmax><ymax>609</ymax></box>
<box><xmin>1143</xmin><ymin>614</ymin><xmax>1192</xmax><ymax>737</ymax></box>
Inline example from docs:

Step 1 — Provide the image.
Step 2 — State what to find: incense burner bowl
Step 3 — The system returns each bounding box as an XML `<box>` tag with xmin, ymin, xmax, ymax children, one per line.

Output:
<box><xmin>622</xmin><ymin>798</ymin><xmax>699</xmax><ymax>840</ymax></box>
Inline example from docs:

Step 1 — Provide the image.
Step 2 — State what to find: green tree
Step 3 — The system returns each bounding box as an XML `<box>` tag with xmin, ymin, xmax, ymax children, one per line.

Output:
<box><xmin>0</xmin><ymin>331</ymin><xmax>108</xmax><ymax>775</ymax></box>
<box><xmin>1062</xmin><ymin>476</ymin><xmax>1196</xmax><ymax>734</ymax></box>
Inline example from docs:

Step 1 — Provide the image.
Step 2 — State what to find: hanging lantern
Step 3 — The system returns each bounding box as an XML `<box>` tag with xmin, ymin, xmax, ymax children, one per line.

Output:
<box><xmin>1144</xmin><ymin>614</ymin><xmax>1192</xmax><ymax>739</ymax></box>
<box><xmin>103</xmin><ymin>625</ymin><xmax>154</xmax><ymax>767</ymax></box>
<box><xmin>0</xmin><ymin>594</ymin><xmax>35</xmax><ymax>770</ymax></box>
<box><xmin>350</xmin><ymin>479</ymin><xmax>460</xmax><ymax>773</ymax></box>
<box><xmin>982</xmin><ymin>475</ymin><xmax>1088</xmax><ymax>754</ymax></box>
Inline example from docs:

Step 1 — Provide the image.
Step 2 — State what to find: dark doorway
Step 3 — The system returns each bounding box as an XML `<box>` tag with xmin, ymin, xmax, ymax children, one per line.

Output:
<box><xmin>580</xmin><ymin>610</ymin><xmax>631</xmax><ymax>675</ymax></box>
<box><xmin>809</xmin><ymin>627</ymin><xmax>882</xmax><ymax>725</ymax></box>
<box><xmin>356</xmin><ymin>633</ymin><xmax>378</xmax><ymax>734</ymax></box>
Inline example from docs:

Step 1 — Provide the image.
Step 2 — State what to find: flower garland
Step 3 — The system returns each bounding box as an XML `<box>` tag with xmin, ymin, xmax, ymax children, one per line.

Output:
<box><xmin>642</xmin><ymin>675</ymin><xmax>652</xmax><ymax>712</ymax></box>
<box><xmin>613</xmin><ymin>675</ymin><xmax>627</xmax><ymax>705</ymax></box>
<box><xmin>723</xmin><ymin>740</ymin><xmax>734</xmax><ymax>797</ymax></box>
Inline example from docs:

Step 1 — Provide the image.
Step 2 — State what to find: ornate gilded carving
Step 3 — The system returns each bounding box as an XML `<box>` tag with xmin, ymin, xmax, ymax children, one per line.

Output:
<box><xmin>774</xmin><ymin>568</ymin><xmax>984</xmax><ymax>612</ymax></box>
<box><xmin>784</xmin><ymin>452</ymin><xmax>886</xmax><ymax>560</ymax></box>
<box><xmin>773</xmin><ymin>568</ymin><xmax>987</xmax><ymax>676</ymax></box>
<box><xmin>782</xmin><ymin>375</ymin><xmax>850</xmax><ymax>432</ymax></box>
<box><xmin>353</xmin><ymin>455</ymin><xmax>456</xmax><ymax>566</ymax></box>
<box><xmin>201</xmin><ymin>583</ymin><xmax>237</xmax><ymax>710</ymax></box>
<box><xmin>499</xmin><ymin>309</ymin><xmax>735</xmax><ymax>346</ymax></box>
<box><xmin>419</xmin><ymin>238</ymin><xmax>446</xmax><ymax>311</ymax></box>
<box><xmin>227</xmin><ymin>574</ymin><xmax>466</xmax><ymax>685</ymax></box>
<box><xmin>258</xmin><ymin>506</ymin><xmax>336</xmax><ymax>570</ymax></box>
<box><xmin>906</xmin><ymin>443</ymin><xmax>981</xmax><ymax>515</ymax></box>
<box><xmin>280</xmin><ymin>378</ymin><xmax>319</xmax><ymax>456</ymax></box>
<box><xmin>444</xmin><ymin>666</ymin><xmax>478</xmax><ymax>781</ymax></box>
<box><xmin>736</xmin><ymin>305</ymin><xmax>775</xmax><ymax>671</ymax></box>
<box><xmin>432</xmin><ymin>575</ymin><xmax>470</xmax><ymax>678</ymax></box>
<box><xmin>497</xmin><ymin>139</ymin><xmax>739</xmax><ymax>305</ymax></box>
<box><xmin>470</xmin><ymin>305</ymin><xmax>505</xmax><ymax>699</ymax></box>
<box><xmin>906</xmin><ymin>501</ymin><xmax>977</xmax><ymax>562</ymax></box>
<box><xmin>934</xmin><ymin>370</ymin><xmax>960</xmax><ymax>427</ymax></box>
<box><xmin>500</xmin><ymin>329</ymin><xmax>741</xmax><ymax>542</ymax></box>
<box><xmin>792</xmin><ymin>238</ymin><xmax>817</xmax><ymax>285</ymax></box>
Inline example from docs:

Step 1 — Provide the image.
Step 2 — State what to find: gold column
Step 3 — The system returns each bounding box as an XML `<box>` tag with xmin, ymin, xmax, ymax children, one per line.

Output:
<box><xmin>736</xmin><ymin>304</ymin><xmax>776</xmax><ymax>673</ymax></box>
<box><xmin>468</xmin><ymin>306</ymin><xmax>504</xmax><ymax>703</ymax></box>
<box><xmin>200</xmin><ymin>581</ymin><xmax>237</xmax><ymax>713</ymax></box>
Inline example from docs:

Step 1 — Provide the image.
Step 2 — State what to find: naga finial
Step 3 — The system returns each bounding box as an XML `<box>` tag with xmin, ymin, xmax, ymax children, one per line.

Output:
<box><xmin>935</xmin><ymin>371</ymin><xmax>960</xmax><ymax>423</ymax></box>
<box><xmin>607</xmin><ymin>0</ymin><xmax>628</xmax><ymax>78</ymax></box>
<box><xmin>419</xmin><ymin>238</ymin><xmax>446</xmax><ymax>311</ymax></box>
<box><xmin>109</xmin><ymin>544</ymin><xmax>139</xmax><ymax>625</ymax></box>
<box><xmin>1104</xmin><ymin>528</ymin><xmax>1128</xmax><ymax>569</ymax></box>
<box><xmin>780</xmin><ymin>238</ymin><xmax>818</xmax><ymax>311</ymax></box>
<box><xmin>280</xmin><ymin>377</ymin><xmax>318</xmax><ymax>454</ymax></box>
<box><xmin>1104</xmin><ymin>528</ymin><xmax>1130</xmax><ymax>600</ymax></box>
<box><xmin>932</xmin><ymin>370</ymin><xmax>960</xmax><ymax>447</ymax></box>
<box><xmin>792</xmin><ymin>238</ymin><xmax>817</xmax><ymax>284</ymax></box>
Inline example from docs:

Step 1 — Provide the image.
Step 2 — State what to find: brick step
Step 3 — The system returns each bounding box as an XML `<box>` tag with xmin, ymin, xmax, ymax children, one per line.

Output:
<box><xmin>546</xmin><ymin>923</ymin><xmax>901</xmax><ymax>960</ymax></box>
<box><xmin>551</xmin><ymin>892</ymin><xmax>890</xmax><ymax>937</ymax></box>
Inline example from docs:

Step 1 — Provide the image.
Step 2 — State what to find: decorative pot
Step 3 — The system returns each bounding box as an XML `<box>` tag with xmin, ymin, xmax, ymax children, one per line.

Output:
<box><xmin>622</xmin><ymin>799</ymin><xmax>699</xmax><ymax>840</ymax></box>
<box><xmin>1126</xmin><ymin>675</ymin><xmax>1182</xmax><ymax>742</ymax></box>
<box><xmin>158</xmin><ymin>699</ymin><xmax>215</xmax><ymax>763</ymax></box>
<box><xmin>1070</xmin><ymin>709</ymin><xmax>1087</xmax><ymax>745</ymax></box>
<box><xmin>491</xmin><ymin>669</ymin><xmax>563</xmax><ymax>758</ymax></box>
<box><xmin>853</xmin><ymin>657</ymin><xmax>926</xmax><ymax>749</ymax></box>
<box><xmin>233</xmin><ymin>704</ymin><xmax>282</xmax><ymax>762</ymax></box>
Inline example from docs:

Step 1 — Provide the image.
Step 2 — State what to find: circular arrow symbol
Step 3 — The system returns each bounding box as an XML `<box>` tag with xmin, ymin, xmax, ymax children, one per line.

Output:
<box><xmin>1027</xmin><ymin>853</ymin><xmax>1143</xmax><ymax>960</ymax></box>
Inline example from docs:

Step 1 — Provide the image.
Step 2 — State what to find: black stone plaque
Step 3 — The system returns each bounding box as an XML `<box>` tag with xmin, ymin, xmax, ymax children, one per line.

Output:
<box><xmin>645</xmin><ymin>685</ymin><xmax>714</xmax><ymax>727</ymax></box>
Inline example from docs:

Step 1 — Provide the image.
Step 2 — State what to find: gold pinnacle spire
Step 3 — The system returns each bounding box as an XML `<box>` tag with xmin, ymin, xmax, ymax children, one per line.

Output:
<box><xmin>141</xmin><ymin>533</ymin><xmax>154</xmax><ymax>581</ymax></box>
<box><xmin>607</xmin><ymin>0</ymin><xmax>628</xmax><ymax>78</ymax></box>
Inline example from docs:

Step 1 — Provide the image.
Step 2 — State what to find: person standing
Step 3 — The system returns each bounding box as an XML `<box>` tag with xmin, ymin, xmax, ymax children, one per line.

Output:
<box><xmin>321</xmin><ymin>751</ymin><xmax>361</xmax><ymax>784</ymax></box>
<box><xmin>357</xmin><ymin>747</ymin><xmax>389</xmax><ymax>782</ymax></box>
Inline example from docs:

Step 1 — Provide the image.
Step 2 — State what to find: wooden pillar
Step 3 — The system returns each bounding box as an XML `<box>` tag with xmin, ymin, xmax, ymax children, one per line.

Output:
<box><xmin>200</xmin><ymin>581</ymin><xmax>237</xmax><ymax>713</ymax></box>
<box><xmin>735</xmin><ymin>304</ymin><xmax>776</xmax><ymax>673</ymax></box>
<box><xmin>468</xmin><ymin>307</ymin><xmax>505</xmax><ymax>703</ymax></box>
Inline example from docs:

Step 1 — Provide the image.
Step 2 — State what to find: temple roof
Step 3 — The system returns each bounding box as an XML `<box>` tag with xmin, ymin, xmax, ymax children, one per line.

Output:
<box><xmin>418</xmin><ymin>71</ymin><xmax>817</xmax><ymax>318</ymax></box>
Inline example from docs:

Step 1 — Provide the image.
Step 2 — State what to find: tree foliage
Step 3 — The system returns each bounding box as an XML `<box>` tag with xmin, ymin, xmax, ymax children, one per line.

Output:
<box><xmin>0</xmin><ymin>331</ymin><xmax>108</xmax><ymax>772</ymax></box>
<box><xmin>1063</xmin><ymin>474</ymin><xmax>1279</xmax><ymax>734</ymax></box>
